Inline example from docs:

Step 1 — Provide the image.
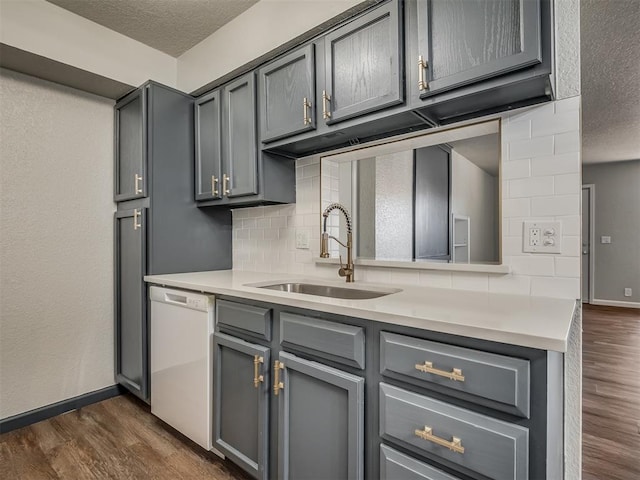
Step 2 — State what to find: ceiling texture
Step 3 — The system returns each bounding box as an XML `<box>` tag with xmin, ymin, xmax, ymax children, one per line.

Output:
<box><xmin>44</xmin><ymin>1</ymin><xmax>639</xmax><ymax>164</ymax></box>
<box><xmin>45</xmin><ymin>0</ymin><xmax>258</xmax><ymax>57</ymax></box>
<box><xmin>581</xmin><ymin>0</ymin><xmax>640</xmax><ymax>164</ymax></box>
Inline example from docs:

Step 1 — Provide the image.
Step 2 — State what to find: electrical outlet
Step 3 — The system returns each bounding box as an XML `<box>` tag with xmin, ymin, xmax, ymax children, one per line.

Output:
<box><xmin>624</xmin><ymin>288</ymin><xmax>632</xmax><ymax>297</ymax></box>
<box><xmin>295</xmin><ymin>230</ymin><xmax>309</xmax><ymax>249</ymax></box>
<box><xmin>523</xmin><ymin>221</ymin><xmax>562</xmax><ymax>253</ymax></box>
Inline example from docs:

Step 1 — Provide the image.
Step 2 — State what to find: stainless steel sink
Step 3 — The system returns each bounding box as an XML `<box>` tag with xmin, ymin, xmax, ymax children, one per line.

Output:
<box><xmin>255</xmin><ymin>282</ymin><xmax>400</xmax><ymax>300</ymax></box>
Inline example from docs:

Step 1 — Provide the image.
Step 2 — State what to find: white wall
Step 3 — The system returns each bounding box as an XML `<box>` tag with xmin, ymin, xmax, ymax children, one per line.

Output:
<box><xmin>177</xmin><ymin>0</ymin><xmax>362</xmax><ymax>92</ymax></box>
<box><xmin>0</xmin><ymin>0</ymin><xmax>177</xmax><ymax>88</ymax></box>
<box><xmin>451</xmin><ymin>150</ymin><xmax>499</xmax><ymax>263</ymax></box>
<box><xmin>231</xmin><ymin>96</ymin><xmax>582</xmax><ymax>300</ymax></box>
<box><xmin>0</xmin><ymin>69</ymin><xmax>115</xmax><ymax>419</ymax></box>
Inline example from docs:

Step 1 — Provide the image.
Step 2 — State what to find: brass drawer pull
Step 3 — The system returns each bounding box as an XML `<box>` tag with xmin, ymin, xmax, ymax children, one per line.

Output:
<box><xmin>322</xmin><ymin>90</ymin><xmax>331</xmax><ymax>120</ymax></box>
<box><xmin>415</xmin><ymin>426</ymin><xmax>464</xmax><ymax>454</ymax></box>
<box><xmin>133</xmin><ymin>208</ymin><xmax>142</xmax><ymax>230</ymax></box>
<box><xmin>418</xmin><ymin>55</ymin><xmax>428</xmax><ymax>91</ymax></box>
<box><xmin>273</xmin><ymin>360</ymin><xmax>284</xmax><ymax>395</ymax></box>
<box><xmin>253</xmin><ymin>355</ymin><xmax>264</xmax><ymax>388</ymax></box>
<box><xmin>415</xmin><ymin>362</ymin><xmax>465</xmax><ymax>382</ymax></box>
<box><xmin>303</xmin><ymin>97</ymin><xmax>312</xmax><ymax>125</ymax></box>
<box><xmin>134</xmin><ymin>173</ymin><xmax>143</xmax><ymax>194</ymax></box>
<box><xmin>211</xmin><ymin>175</ymin><xmax>219</xmax><ymax>196</ymax></box>
<box><xmin>222</xmin><ymin>174</ymin><xmax>230</xmax><ymax>196</ymax></box>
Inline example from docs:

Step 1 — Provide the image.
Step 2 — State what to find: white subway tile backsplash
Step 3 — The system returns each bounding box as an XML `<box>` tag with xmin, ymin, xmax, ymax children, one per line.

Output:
<box><xmin>419</xmin><ymin>271</ymin><xmax>453</xmax><ymax>289</ymax></box>
<box><xmin>502</xmin><ymin>119</ymin><xmax>531</xmax><ymax>141</ymax></box>
<box><xmin>531</xmin><ymin>152</ymin><xmax>580</xmax><ymax>176</ymax></box>
<box><xmin>554</xmin><ymin>130</ymin><xmax>580</xmax><ymax>154</ymax></box>
<box><xmin>510</xmin><ymin>256</ymin><xmax>555</xmax><ymax>276</ymax></box>
<box><xmin>508</xmin><ymin>102</ymin><xmax>555</xmax><ymax>124</ymax></box>
<box><xmin>554</xmin><ymin>96</ymin><xmax>580</xmax><ymax>113</ymax></box>
<box><xmin>554</xmin><ymin>173</ymin><xmax>581</xmax><ymax>195</ymax></box>
<box><xmin>555</xmin><ymin>257</ymin><xmax>581</xmax><ymax>278</ymax></box>
<box><xmin>509</xmin><ymin>176</ymin><xmax>554</xmax><ymax>198</ymax></box>
<box><xmin>502</xmin><ymin>158</ymin><xmax>531</xmax><ymax>180</ymax></box>
<box><xmin>561</xmin><ymin>236</ymin><xmax>581</xmax><ymax>257</ymax></box>
<box><xmin>531</xmin><ymin>110</ymin><xmax>579</xmax><ymax>137</ymax></box>
<box><xmin>556</xmin><ymin>215</ymin><xmax>580</xmax><ymax>236</ymax></box>
<box><xmin>489</xmin><ymin>275</ymin><xmax>531</xmax><ymax>295</ymax></box>
<box><xmin>508</xmin><ymin>135</ymin><xmax>554</xmax><ymax>160</ymax></box>
<box><xmin>503</xmin><ymin>198</ymin><xmax>531</xmax><ymax>217</ymax></box>
<box><xmin>530</xmin><ymin>277</ymin><xmax>580</xmax><ymax>299</ymax></box>
<box><xmin>531</xmin><ymin>194</ymin><xmax>580</xmax><ymax>216</ymax></box>
<box><xmin>390</xmin><ymin>269</ymin><xmax>420</xmax><ymax>286</ymax></box>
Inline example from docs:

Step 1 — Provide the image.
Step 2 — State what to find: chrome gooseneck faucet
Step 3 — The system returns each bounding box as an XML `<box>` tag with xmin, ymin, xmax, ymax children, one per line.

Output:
<box><xmin>320</xmin><ymin>203</ymin><xmax>354</xmax><ymax>282</ymax></box>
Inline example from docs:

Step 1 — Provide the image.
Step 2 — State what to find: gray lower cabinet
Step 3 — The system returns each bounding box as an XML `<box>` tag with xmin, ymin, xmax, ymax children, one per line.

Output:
<box><xmin>277</xmin><ymin>351</ymin><xmax>365</xmax><ymax>480</ymax></box>
<box><xmin>114</xmin><ymin>208</ymin><xmax>147</xmax><ymax>400</ymax></box>
<box><xmin>115</xmin><ymin>87</ymin><xmax>146</xmax><ymax>202</ymax></box>
<box><xmin>322</xmin><ymin>0</ymin><xmax>402</xmax><ymax>125</ymax></box>
<box><xmin>214</xmin><ymin>333</ymin><xmax>270</xmax><ymax>480</ymax></box>
<box><xmin>380</xmin><ymin>445</ymin><xmax>462</xmax><ymax>480</ymax></box>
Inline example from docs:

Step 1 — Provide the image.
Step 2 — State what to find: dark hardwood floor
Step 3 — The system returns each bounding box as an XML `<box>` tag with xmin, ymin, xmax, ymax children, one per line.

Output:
<box><xmin>582</xmin><ymin>304</ymin><xmax>640</xmax><ymax>480</ymax></box>
<box><xmin>0</xmin><ymin>394</ymin><xmax>249</xmax><ymax>479</ymax></box>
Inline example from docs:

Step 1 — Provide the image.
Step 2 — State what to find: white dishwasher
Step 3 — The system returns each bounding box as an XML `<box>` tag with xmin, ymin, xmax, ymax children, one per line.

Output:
<box><xmin>150</xmin><ymin>286</ymin><xmax>220</xmax><ymax>453</ymax></box>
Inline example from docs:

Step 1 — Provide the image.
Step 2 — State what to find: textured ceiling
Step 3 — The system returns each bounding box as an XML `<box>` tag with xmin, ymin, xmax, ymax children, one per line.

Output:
<box><xmin>45</xmin><ymin>0</ymin><xmax>258</xmax><ymax>57</ymax></box>
<box><xmin>581</xmin><ymin>0</ymin><xmax>640</xmax><ymax>164</ymax></box>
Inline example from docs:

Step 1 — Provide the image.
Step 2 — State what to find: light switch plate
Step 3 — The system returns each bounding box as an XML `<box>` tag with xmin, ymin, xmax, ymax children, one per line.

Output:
<box><xmin>523</xmin><ymin>221</ymin><xmax>562</xmax><ymax>253</ymax></box>
<box><xmin>601</xmin><ymin>236</ymin><xmax>611</xmax><ymax>244</ymax></box>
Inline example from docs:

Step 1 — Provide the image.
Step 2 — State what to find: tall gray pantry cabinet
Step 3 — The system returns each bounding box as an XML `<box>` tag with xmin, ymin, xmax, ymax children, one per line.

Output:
<box><xmin>114</xmin><ymin>82</ymin><xmax>232</xmax><ymax>402</ymax></box>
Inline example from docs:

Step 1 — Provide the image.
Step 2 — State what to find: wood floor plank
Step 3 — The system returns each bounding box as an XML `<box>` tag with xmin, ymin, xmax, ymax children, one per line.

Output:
<box><xmin>582</xmin><ymin>304</ymin><xmax>640</xmax><ymax>479</ymax></box>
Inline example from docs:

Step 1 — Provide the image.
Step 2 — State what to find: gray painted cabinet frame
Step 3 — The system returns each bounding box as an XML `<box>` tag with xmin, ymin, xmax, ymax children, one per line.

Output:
<box><xmin>114</xmin><ymin>87</ymin><xmax>147</xmax><ymax>202</ymax></box>
<box><xmin>213</xmin><ymin>333</ymin><xmax>270</xmax><ymax>480</ymax></box>
<box><xmin>277</xmin><ymin>351</ymin><xmax>365</xmax><ymax>480</ymax></box>
<box><xmin>194</xmin><ymin>90</ymin><xmax>222</xmax><ymax>201</ymax></box>
<box><xmin>416</xmin><ymin>0</ymin><xmax>542</xmax><ymax>98</ymax></box>
<box><xmin>114</xmin><ymin>208</ymin><xmax>148</xmax><ymax>401</ymax></box>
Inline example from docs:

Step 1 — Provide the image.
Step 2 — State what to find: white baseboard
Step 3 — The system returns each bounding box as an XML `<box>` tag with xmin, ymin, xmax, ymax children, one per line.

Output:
<box><xmin>590</xmin><ymin>299</ymin><xmax>640</xmax><ymax>309</ymax></box>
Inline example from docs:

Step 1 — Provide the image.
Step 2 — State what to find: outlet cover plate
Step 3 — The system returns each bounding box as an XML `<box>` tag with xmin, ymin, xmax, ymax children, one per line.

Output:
<box><xmin>296</xmin><ymin>230</ymin><xmax>310</xmax><ymax>249</ymax></box>
<box><xmin>523</xmin><ymin>221</ymin><xmax>562</xmax><ymax>253</ymax></box>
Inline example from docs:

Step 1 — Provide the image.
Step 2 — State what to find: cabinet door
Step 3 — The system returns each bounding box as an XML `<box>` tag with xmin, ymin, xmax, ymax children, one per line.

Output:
<box><xmin>259</xmin><ymin>44</ymin><xmax>316</xmax><ymax>143</ymax></box>
<box><xmin>195</xmin><ymin>90</ymin><xmax>223</xmax><ymax>201</ymax></box>
<box><xmin>323</xmin><ymin>1</ymin><xmax>402</xmax><ymax>125</ymax></box>
<box><xmin>277</xmin><ymin>352</ymin><xmax>364</xmax><ymax>480</ymax></box>
<box><xmin>115</xmin><ymin>88</ymin><xmax>147</xmax><ymax>202</ymax></box>
<box><xmin>114</xmin><ymin>208</ymin><xmax>148</xmax><ymax>401</ymax></box>
<box><xmin>415</xmin><ymin>0</ymin><xmax>542</xmax><ymax>98</ymax></box>
<box><xmin>214</xmin><ymin>333</ymin><xmax>270</xmax><ymax>480</ymax></box>
<box><xmin>222</xmin><ymin>73</ymin><xmax>258</xmax><ymax>198</ymax></box>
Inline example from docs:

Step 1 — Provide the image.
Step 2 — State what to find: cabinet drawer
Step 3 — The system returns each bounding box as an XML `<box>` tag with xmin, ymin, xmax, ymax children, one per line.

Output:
<box><xmin>380</xmin><ymin>383</ymin><xmax>529</xmax><ymax>480</ymax></box>
<box><xmin>280</xmin><ymin>313</ymin><xmax>365</xmax><ymax>368</ymax></box>
<box><xmin>380</xmin><ymin>332</ymin><xmax>530</xmax><ymax>417</ymax></box>
<box><xmin>380</xmin><ymin>445</ymin><xmax>462</xmax><ymax>480</ymax></box>
<box><xmin>217</xmin><ymin>300</ymin><xmax>272</xmax><ymax>341</ymax></box>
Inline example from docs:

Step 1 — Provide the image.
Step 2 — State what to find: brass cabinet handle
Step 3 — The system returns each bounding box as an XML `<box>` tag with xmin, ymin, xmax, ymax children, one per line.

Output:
<box><xmin>222</xmin><ymin>174</ymin><xmax>230</xmax><ymax>196</ymax></box>
<box><xmin>273</xmin><ymin>360</ymin><xmax>284</xmax><ymax>396</ymax></box>
<box><xmin>134</xmin><ymin>173</ymin><xmax>143</xmax><ymax>194</ymax></box>
<box><xmin>322</xmin><ymin>90</ymin><xmax>331</xmax><ymax>120</ymax></box>
<box><xmin>133</xmin><ymin>208</ymin><xmax>142</xmax><ymax>230</ymax></box>
<box><xmin>415</xmin><ymin>426</ymin><xmax>465</xmax><ymax>454</ymax></box>
<box><xmin>211</xmin><ymin>175</ymin><xmax>219</xmax><ymax>196</ymax></box>
<box><xmin>253</xmin><ymin>355</ymin><xmax>264</xmax><ymax>388</ymax></box>
<box><xmin>415</xmin><ymin>362</ymin><xmax>465</xmax><ymax>382</ymax></box>
<box><xmin>303</xmin><ymin>97</ymin><xmax>312</xmax><ymax>125</ymax></box>
<box><xmin>418</xmin><ymin>55</ymin><xmax>428</xmax><ymax>91</ymax></box>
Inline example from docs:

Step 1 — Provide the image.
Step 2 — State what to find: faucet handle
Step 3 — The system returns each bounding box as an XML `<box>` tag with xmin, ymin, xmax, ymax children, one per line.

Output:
<box><xmin>338</xmin><ymin>255</ymin><xmax>353</xmax><ymax>278</ymax></box>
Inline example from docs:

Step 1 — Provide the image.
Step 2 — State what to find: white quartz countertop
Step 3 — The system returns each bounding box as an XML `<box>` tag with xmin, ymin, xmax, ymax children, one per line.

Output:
<box><xmin>144</xmin><ymin>270</ymin><xmax>577</xmax><ymax>352</ymax></box>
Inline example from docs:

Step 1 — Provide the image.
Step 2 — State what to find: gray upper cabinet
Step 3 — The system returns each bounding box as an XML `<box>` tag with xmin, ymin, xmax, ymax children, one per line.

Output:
<box><xmin>323</xmin><ymin>0</ymin><xmax>402</xmax><ymax>125</ymax></box>
<box><xmin>214</xmin><ymin>333</ymin><xmax>270</xmax><ymax>480</ymax></box>
<box><xmin>223</xmin><ymin>73</ymin><xmax>258</xmax><ymax>198</ymax></box>
<box><xmin>194</xmin><ymin>90</ymin><xmax>222</xmax><ymax>201</ymax></box>
<box><xmin>115</xmin><ymin>88</ymin><xmax>146</xmax><ymax>201</ymax></box>
<box><xmin>114</xmin><ymin>208</ymin><xmax>147</xmax><ymax>401</ymax></box>
<box><xmin>414</xmin><ymin>0</ymin><xmax>542</xmax><ymax>98</ymax></box>
<box><xmin>277</xmin><ymin>351</ymin><xmax>364</xmax><ymax>480</ymax></box>
<box><xmin>259</xmin><ymin>44</ymin><xmax>316</xmax><ymax>143</ymax></box>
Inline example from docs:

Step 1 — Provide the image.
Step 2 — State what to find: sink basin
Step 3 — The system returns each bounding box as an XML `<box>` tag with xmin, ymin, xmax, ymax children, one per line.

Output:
<box><xmin>254</xmin><ymin>282</ymin><xmax>400</xmax><ymax>300</ymax></box>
